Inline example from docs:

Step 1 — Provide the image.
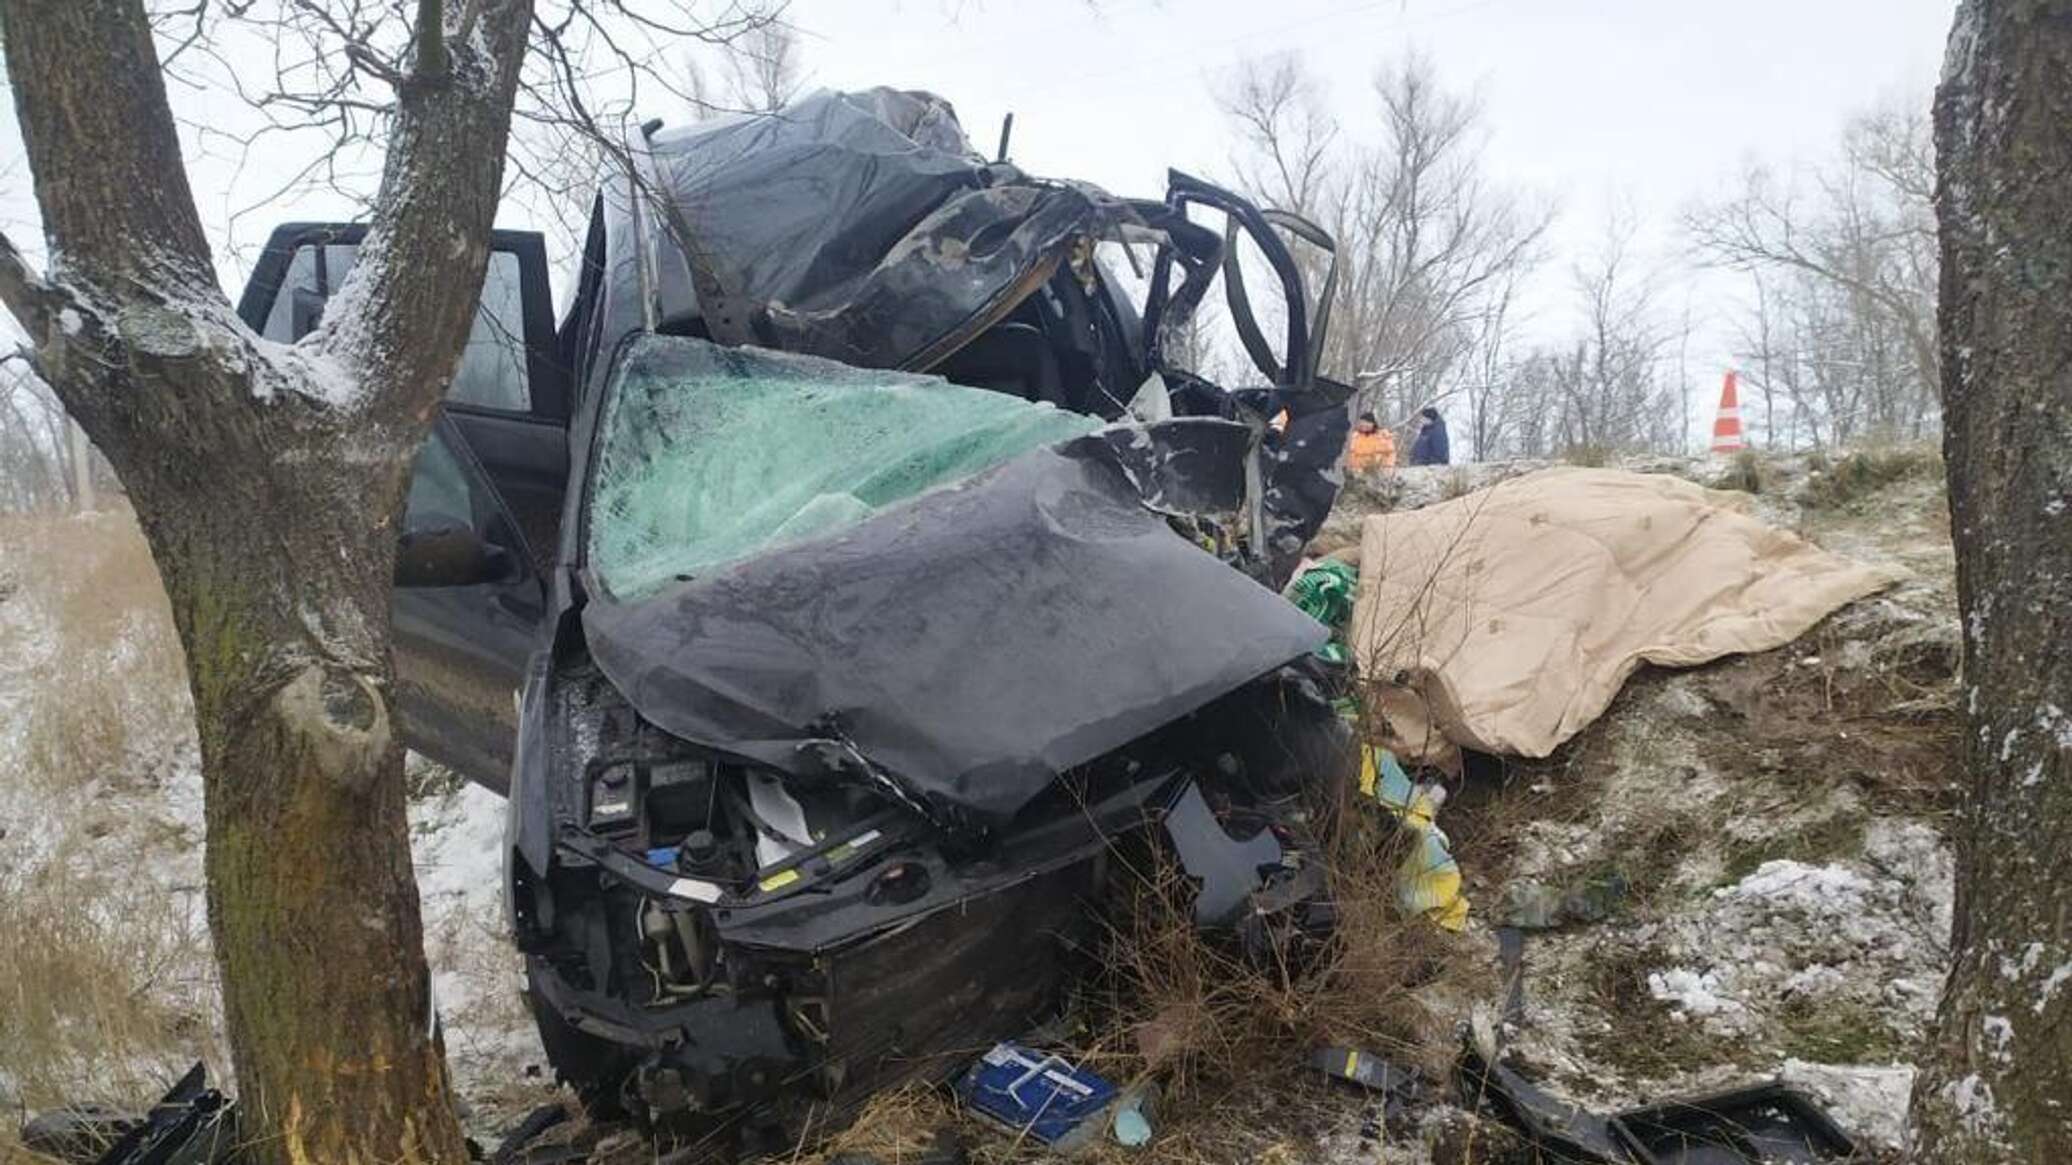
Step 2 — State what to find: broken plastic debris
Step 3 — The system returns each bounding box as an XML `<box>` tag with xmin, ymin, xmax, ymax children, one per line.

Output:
<box><xmin>1112</xmin><ymin>1107</ymin><xmax>1153</xmax><ymax>1147</ymax></box>
<box><xmin>1163</xmin><ymin>781</ymin><xmax>1284</xmax><ymax>928</ymax></box>
<box><xmin>1307</xmin><ymin>1046</ymin><xmax>1430</xmax><ymax>1127</ymax></box>
<box><xmin>1109</xmin><ymin>1082</ymin><xmax>1160</xmax><ymax>1149</ymax></box>
<box><xmin>1360</xmin><ymin>744</ymin><xmax>1468</xmax><ymax>930</ymax></box>
<box><xmin>1496</xmin><ymin>867</ymin><xmax>1629</xmax><ymax>929</ymax></box>
<box><xmin>73</xmin><ymin>1064</ymin><xmax>238</xmax><ymax>1165</ymax></box>
<box><xmin>1459</xmin><ymin>1036</ymin><xmax>1859</xmax><ymax>1164</ymax></box>
<box><xmin>18</xmin><ymin>1104</ymin><xmax>140</xmax><ymax>1163</ymax></box>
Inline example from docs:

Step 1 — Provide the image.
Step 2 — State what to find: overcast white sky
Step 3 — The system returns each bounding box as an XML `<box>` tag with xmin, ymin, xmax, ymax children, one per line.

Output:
<box><xmin>3</xmin><ymin>0</ymin><xmax>1958</xmax><ymax>421</ymax></box>
<box><xmin>785</xmin><ymin>0</ymin><xmax>1955</xmax><ymax>361</ymax></box>
<box><xmin>792</xmin><ymin>0</ymin><xmax>1951</xmax><ymax>213</ymax></box>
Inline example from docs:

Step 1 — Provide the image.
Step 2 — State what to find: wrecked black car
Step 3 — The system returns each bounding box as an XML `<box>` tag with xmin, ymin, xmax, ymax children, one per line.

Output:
<box><xmin>237</xmin><ymin>87</ymin><xmax>1354</xmax><ymax>1154</ymax></box>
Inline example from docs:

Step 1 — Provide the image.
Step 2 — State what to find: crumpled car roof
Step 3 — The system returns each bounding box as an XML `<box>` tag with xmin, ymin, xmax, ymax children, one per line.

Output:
<box><xmin>591</xmin><ymin>87</ymin><xmax>1137</xmax><ymax>374</ymax></box>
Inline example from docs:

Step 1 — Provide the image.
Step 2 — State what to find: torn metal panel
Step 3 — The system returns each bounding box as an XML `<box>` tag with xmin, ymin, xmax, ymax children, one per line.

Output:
<box><xmin>595</xmin><ymin>88</ymin><xmax>1143</xmax><ymax>377</ymax></box>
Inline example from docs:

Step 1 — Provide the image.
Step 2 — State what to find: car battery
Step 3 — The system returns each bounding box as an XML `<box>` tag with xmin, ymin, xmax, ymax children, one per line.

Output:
<box><xmin>959</xmin><ymin>1041</ymin><xmax>1118</xmax><ymax>1148</ymax></box>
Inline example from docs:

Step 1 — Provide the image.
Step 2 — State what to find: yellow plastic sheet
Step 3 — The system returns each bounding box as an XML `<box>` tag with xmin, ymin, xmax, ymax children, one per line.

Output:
<box><xmin>1361</xmin><ymin>744</ymin><xmax>1468</xmax><ymax>931</ymax></box>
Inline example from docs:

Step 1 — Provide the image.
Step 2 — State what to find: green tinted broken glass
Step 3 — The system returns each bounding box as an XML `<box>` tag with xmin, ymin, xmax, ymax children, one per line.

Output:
<box><xmin>587</xmin><ymin>336</ymin><xmax>1102</xmax><ymax>599</ymax></box>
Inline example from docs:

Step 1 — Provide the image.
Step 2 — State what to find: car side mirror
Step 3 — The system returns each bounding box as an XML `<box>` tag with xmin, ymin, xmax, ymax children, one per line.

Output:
<box><xmin>396</xmin><ymin>525</ymin><xmax>516</xmax><ymax>588</ymax></box>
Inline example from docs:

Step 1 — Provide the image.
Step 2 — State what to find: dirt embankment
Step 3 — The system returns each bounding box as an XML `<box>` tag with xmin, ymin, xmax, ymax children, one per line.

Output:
<box><xmin>1340</xmin><ymin>449</ymin><xmax>1959</xmax><ymax>1160</ymax></box>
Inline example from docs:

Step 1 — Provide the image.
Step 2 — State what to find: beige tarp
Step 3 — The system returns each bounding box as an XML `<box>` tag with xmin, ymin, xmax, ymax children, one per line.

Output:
<box><xmin>1348</xmin><ymin>467</ymin><xmax>1904</xmax><ymax>761</ymax></box>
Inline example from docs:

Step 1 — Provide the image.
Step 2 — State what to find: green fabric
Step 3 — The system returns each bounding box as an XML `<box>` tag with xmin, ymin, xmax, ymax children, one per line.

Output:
<box><xmin>1284</xmin><ymin>558</ymin><xmax>1359</xmax><ymax>664</ymax></box>
<box><xmin>588</xmin><ymin>338</ymin><xmax>1102</xmax><ymax>599</ymax></box>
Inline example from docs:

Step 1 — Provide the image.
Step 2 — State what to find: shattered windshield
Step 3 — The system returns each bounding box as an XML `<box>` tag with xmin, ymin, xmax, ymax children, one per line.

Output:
<box><xmin>586</xmin><ymin>336</ymin><xmax>1102</xmax><ymax>600</ymax></box>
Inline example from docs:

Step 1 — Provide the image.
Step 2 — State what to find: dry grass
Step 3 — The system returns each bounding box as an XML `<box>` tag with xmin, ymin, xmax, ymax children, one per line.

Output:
<box><xmin>810</xmin><ymin>774</ymin><xmax>1474</xmax><ymax>1165</ymax></box>
<box><xmin>1438</xmin><ymin>467</ymin><xmax>1474</xmax><ymax>501</ymax></box>
<box><xmin>0</xmin><ymin>509</ymin><xmax>193</xmax><ymax>801</ymax></box>
<box><xmin>1717</xmin><ymin>449</ymin><xmax>1768</xmax><ymax>495</ymax></box>
<box><xmin>0</xmin><ymin>508</ymin><xmax>221</xmax><ymax>1148</ymax></box>
<box><xmin>1559</xmin><ymin>443</ymin><xmax>1613</xmax><ymax>468</ymax></box>
<box><xmin>0</xmin><ymin>850</ymin><xmax>221</xmax><ymax>1111</ymax></box>
<box><xmin>1802</xmin><ymin>444</ymin><xmax>1944</xmax><ymax>510</ymax></box>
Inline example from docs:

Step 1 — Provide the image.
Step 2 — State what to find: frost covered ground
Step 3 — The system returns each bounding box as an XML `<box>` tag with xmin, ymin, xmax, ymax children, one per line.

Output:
<box><xmin>1319</xmin><ymin>451</ymin><xmax>1960</xmax><ymax>1162</ymax></box>
<box><xmin>0</xmin><ymin>510</ymin><xmax>550</xmax><ymax>1148</ymax></box>
<box><xmin>409</xmin><ymin>774</ymin><xmax>559</xmax><ymax>1128</ymax></box>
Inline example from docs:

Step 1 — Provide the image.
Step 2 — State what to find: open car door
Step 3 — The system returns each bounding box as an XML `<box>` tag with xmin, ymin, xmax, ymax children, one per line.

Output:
<box><xmin>236</xmin><ymin>223</ymin><xmax>567</xmax><ymax>791</ymax></box>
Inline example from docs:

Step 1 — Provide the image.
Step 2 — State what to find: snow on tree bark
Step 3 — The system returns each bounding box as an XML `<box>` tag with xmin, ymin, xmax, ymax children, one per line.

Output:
<box><xmin>0</xmin><ymin>2</ymin><xmax>534</xmax><ymax>1163</ymax></box>
<box><xmin>1912</xmin><ymin>1</ymin><xmax>2072</xmax><ymax>1159</ymax></box>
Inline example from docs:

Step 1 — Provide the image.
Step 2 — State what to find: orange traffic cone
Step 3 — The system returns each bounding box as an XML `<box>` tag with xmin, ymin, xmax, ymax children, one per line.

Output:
<box><xmin>1711</xmin><ymin>371</ymin><xmax>1745</xmax><ymax>454</ymax></box>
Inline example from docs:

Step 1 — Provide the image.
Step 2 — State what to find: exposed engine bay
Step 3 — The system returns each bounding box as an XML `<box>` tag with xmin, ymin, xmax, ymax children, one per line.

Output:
<box><xmin>512</xmin><ymin>654</ymin><xmax>1349</xmax><ymax>1148</ymax></box>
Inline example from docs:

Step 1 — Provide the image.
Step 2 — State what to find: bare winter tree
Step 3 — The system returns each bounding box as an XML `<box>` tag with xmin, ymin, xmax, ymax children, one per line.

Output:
<box><xmin>1910</xmin><ymin>1</ymin><xmax>2072</xmax><ymax>1158</ymax></box>
<box><xmin>0</xmin><ymin>1</ymin><xmax>765</xmax><ymax>1160</ymax></box>
<box><xmin>1690</xmin><ymin>94</ymin><xmax>1939</xmax><ymax>447</ymax></box>
<box><xmin>1458</xmin><ymin>267</ymin><xmax>1523</xmax><ymax>460</ymax></box>
<box><xmin>1503</xmin><ymin>212</ymin><xmax>1675</xmax><ymax>459</ymax></box>
<box><xmin>684</xmin><ymin>16</ymin><xmax>804</xmax><ymax>119</ymax></box>
<box><xmin>723</xmin><ymin>18</ymin><xmax>803</xmax><ymax>113</ymax></box>
<box><xmin>1220</xmin><ymin>52</ymin><xmax>1338</xmax><ymax>218</ymax></box>
<box><xmin>0</xmin><ymin>6</ymin><xmax>531</xmax><ymax>1161</ymax></box>
<box><xmin>1731</xmin><ymin>269</ymin><xmax>1796</xmax><ymax>448</ymax></box>
<box><xmin>0</xmin><ymin>359</ymin><xmax>74</xmax><ymax>510</ymax></box>
<box><xmin>1217</xmin><ymin>52</ymin><xmax>1548</xmax><ymax>436</ymax></box>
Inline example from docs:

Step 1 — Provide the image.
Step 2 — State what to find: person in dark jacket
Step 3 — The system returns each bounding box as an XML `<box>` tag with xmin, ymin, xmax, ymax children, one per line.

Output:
<box><xmin>1409</xmin><ymin>407</ymin><xmax>1451</xmax><ymax>466</ymax></box>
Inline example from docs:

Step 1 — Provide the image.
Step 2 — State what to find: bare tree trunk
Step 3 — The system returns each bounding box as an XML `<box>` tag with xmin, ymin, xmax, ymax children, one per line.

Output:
<box><xmin>1911</xmin><ymin>2</ymin><xmax>2072</xmax><ymax>1159</ymax></box>
<box><xmin>0</xmin><ymin>3</ymin><xmax>531</xmax><ymax>1162</ymax></box>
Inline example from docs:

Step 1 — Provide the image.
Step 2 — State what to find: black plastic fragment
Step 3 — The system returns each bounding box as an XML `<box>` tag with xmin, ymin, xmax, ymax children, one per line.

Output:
<box><xmin>489</xmin><ymin>1104</ymin><xmax>571</xmax><ymax>1165</ymax></box>
<box><xmin>1611</xmin><ymin>1084</ymin><xmax>1856</xmax><ymax>1164</ymax></box>
<box><xmin>1459</xmin><ymin>1041</ymin><xmax>1859</xmax><ymax>1165</ymax></box>
<box><xmin>19</xmin><ymin>1105</ymin><xmax>142</xmax><ymax>1164</ymax></box>
<box><xmin>1308</xmin><ymin>1046</ymin><xmax>1431</xmax><ymax>1127</ymax></box>
<box><xmin>88</xmin><ymin>1063</ymin><xmax>238</xmax><ymax>1165</ymax></box>
<box><xmin>1458</xmin><ymin>1044</ymin><xmax>1626</xmax><ymax>1163</ymax></box>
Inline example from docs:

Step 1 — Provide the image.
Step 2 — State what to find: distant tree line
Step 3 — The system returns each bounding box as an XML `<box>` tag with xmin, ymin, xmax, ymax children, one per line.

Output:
<box><xmin>1214</xmin><ymin>52</ymin><xmax>1939</xmax><ymax>460</ymax></box>
<box><xmin>1691</xmin><ymin>99</ymin><xmax>1940</xmax><ymax>451</ymax></box>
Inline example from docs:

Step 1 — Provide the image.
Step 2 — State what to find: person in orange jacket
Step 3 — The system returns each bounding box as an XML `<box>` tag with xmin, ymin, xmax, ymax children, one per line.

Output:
<box><xmin>1344</xmin><ymin>411</ymin><xmax>1396</xmax><ymax>473</ymax></box>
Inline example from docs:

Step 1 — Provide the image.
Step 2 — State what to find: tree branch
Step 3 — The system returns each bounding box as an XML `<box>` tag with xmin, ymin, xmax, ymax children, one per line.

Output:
<box><xmin>316</xmin><ymin>0</ymin><xmax>532</xmax><ymax>432</ymax></box>
<box><xmin>415</xmin><ymin>0</ymin><xmax>446</xmax><ymax>80</ymax></box>
<box><xmin>0</xmin><ymin>0</ymin><xmax>217</xmax><ymax>301</ymax></box>
<box><xmin>0</xmin><ymin>229</ymin><xmax>57</xmax><ymax>338</ymax></box>
<box><xmin>456</xmin><ymin>0</ymin><xmax>485</xmax><ymax>46</ymax></box>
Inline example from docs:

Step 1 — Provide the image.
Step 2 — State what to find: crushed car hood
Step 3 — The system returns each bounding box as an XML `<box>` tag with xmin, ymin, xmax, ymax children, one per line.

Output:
<box><xmin>582</xmin><ymin>429</ymin><xmax>1327</xmax><ymax>830</ymax></box>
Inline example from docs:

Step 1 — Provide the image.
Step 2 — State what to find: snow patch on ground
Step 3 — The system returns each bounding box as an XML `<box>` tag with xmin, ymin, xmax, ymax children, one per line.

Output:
<box><xmin>408</xmin><ymin>775</ymin><xmax>554</xmax><ymax>1124</ymax></box>
<box><xmin>1780</xmin><ymin>1059</ymin><xmax>1916</xmax><ymax>1150</ymax></box>
<box><xmin>1647</xmin><ymin>967</ymin><xmax>1743</xmax><ymax>1019</ymax></box>
<box><xmin>1648</xmin><ymin>834</ymin><xmax>1952</xmax><ymax>1043</ymax></box>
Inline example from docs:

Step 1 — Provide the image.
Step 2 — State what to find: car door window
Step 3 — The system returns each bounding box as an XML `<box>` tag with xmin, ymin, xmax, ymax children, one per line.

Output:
<box><xmin>449</xmin><ymin>252</ymin><xmax>531</xmax><ymax>411</ymax></box>
<box><xmin>396</xmin><ymin>424</ymin><xmax>530</xmax><ymax>590</ymax></box>
<box><xmin>405</xmin><ymin>429</ymin><xmax>478</xmax><ymax>536</ymax></box>
<box><xmin>262</xmin><ymin>244</ymin><xmax>532</xmax><ymax>413</ymax></box>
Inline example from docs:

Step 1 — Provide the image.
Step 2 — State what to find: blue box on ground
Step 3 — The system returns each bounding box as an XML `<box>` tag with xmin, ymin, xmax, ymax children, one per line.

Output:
<box><xmin>959</xmin><ymin>1042</ymin><xmax>1118</xmax><ymax>1147</ymax></box>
